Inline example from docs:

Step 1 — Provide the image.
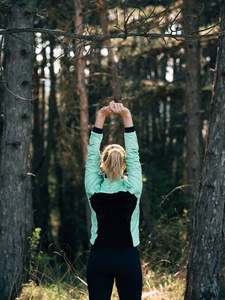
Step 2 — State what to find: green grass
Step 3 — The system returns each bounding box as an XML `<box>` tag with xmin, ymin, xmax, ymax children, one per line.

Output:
<box><xmin>18</xmin><ymin>218</ymin><xmax>225</xmax><ymax>300</ymax></box>
<box><xmin>18</xmin><ymin>274</ymin><xmax>225</xmax><ymax>300</ymax></box>
<box><xmin>18</xmin><ymin>262</ymin><xmax>186</xmax><ymax>300</ymax></box>
<box><xmin>18</xmin><ymin>230</ymin><xmax>186</xmax><ymax>299</ymax></box>
<box><xmin>19</xmin><ymin>282</ymin><xmax>88</xmax><ymax>300</ymax></box>
<box><xmin>20</xmin><ymin>222</ymin><xmax>190</xmax><ymax>300</ymax></box>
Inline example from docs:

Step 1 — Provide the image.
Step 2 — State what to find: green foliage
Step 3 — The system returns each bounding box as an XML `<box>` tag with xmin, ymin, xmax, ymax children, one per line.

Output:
<box><xmin>28</xmin><ymin>228</ymin><xmax>56</xmax><ymax>285</ymax></box>
<box><xmin>140</xmin><ymin>208</ymin><xmax>190</xmax><ymax>271</ymax></box>
<box><xmin>30</xmin><ymin>227</ymin><xmax>42</xmax><ymax>271</ymax></box>
<box><xmin>19</xmin><ymin>282</ymin><xmax>89</xmax><ymax>300</ymax></box>
<box><xmin>154</xmin><ymin>209</ymin><xmax>190</xmax><ymax>267</ymax></box>
<box><xmin>21</xmin><ymin>240</ymin><xmax>89</xmax><ymax>299</ymax></box>
<box><xmin>19</xmin><ymin>249</ymin><xmax>186</xmax><ymax>300</ymax></box>
<box><xmin>143</xmin><ymin>163</ymin><xmax>187</xmax><ymax>220</ymax></box>
<box><xmin>142</xmin><ymin>267</ymin><xmax>185</xmax><ymax>300</ymax></box>
<box><xmin>24</xmin><ymin>224</ymin><xmax>189</xmax><ymax>298</ymax></box>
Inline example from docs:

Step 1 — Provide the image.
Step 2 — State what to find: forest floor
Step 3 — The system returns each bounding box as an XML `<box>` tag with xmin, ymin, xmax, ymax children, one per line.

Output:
<box><xmin>17</xmin><ymin>268</ymin><xmax>225</xmax><ymax>300</ymax></box>
<box><xmin>17</xmin><ymin>266</ymin><xmax>186</xmax><ymax>300</ymax></box>
<box><xmin>17</xmin><ymin>269</ymin><xmax>225</xmax><ymax>299</ymax></box>
<box><xmin>17</xmin><ymin>239</ymin><xmax>225</xmax><ymax>300</ymax></box>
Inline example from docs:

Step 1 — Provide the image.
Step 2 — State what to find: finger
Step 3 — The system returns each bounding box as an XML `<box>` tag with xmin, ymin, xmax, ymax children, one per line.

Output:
<box><xmin>113</xmin><ymin>104</ymin><xmax>118</xmax><ymax>113</ymax></box>
<box><xmin>111</xmin><ymin>103</ymin><xmax>118</xmax><ymax>113</ymax></box>
<box><xmin>115</xmin><ymin>103</ymin><xmax>121</xmax><ymax>113</ymax></box>
<box><xmin>108</xmin><ymin>106</ymin><xmax>114</xmax><ymax>112</ymax></box>
<box><xmin>119</xmin><ymin>103</ymin><xmax>124</xmax><ymax>111</ymax></box>
<box><xmin>116</xmin><ymin>103</ymin><xmax>123</xmax><ymax>113</ymax></box>
<box><xmin>109</xmin><ymin>101</ymin><xmax>115</xmax><ymax>111</ymax></box>
<box><xmin>107</xmin><ymin>105</ymin><xmax>114</xmax><ymax>114</ymax></box>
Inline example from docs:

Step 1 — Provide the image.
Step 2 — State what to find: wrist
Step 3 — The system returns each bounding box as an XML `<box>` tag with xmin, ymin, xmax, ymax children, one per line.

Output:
<box><xmin>95</xmin><ymin>113</ymin><xmax>106</xmax><ymax>129</ymax></box>
<box><xmin>122</xmin><ymin>111</ymin><xmax>133</xmax><ymax>127</ymax></box>
<box><xmin>97</xmin><ymin>111</ymin><xmax>107</xmax><ymax>120</ymax></box>
<box><xmin>98</xmin><ymin>107</ymin><xmax>110</xmax><ymax>118</ymax></box>
<box><xmin>122</xmin><ymin>111</ymin><xmax>132</xmax><ymax>121</ymax></box>
<box><xmin>119</xmin><ymin>108</ymin><xmax>131</xmax><ymax>118</ymax></box>
<box><xmin>122</xmin><ymin>111</ymin><xmax>131</xmax><ymax>119</ymax></box>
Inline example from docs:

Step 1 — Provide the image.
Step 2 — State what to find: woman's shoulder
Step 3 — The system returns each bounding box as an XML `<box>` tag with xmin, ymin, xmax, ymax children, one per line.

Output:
<box><xmin>122</xmin><ymin>175</ymin><xmax>142</xmax><ymax>198</ymax></box>
<box><xmin>122</xmin><ymin>176</ymin><xmax>132</xmax><ymax>187</ymax></box>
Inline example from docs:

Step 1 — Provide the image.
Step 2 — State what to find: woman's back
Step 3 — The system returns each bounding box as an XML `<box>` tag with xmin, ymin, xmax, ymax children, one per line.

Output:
<box><xmin>85</xmin><ymin>128</ymin><xmax>142</xmax><ymax>248</ymax></box>
<box><xmin>85</xmin><ymin>101</ymin><xmax>143</xmax><ymax>300</ymax></box>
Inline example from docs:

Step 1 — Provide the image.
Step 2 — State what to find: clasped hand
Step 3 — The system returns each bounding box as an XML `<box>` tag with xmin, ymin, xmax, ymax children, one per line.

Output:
<box><xmin>98</xmin><ymin>101</ymin><xmax>131</xmax><ymax>118</ymax></box>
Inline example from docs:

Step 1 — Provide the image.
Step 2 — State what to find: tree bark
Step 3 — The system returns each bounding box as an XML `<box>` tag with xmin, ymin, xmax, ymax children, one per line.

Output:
<box><xmin>184</xmin><ymin>0</ymin><xmax>201</xmax><ymax>226</ymax></box>
<box><xmin>0</xmin><ymin>93</ymin><xmax>3</xmax><ymax>161</ymax></box>
<box><xmin>0</xmin><ymin>2</ymin><xmax>35</xmax><ymax>299</ymax></box>
<box><xmin>74</xmin><ymin>0</ymin><xmax>91</xmax><ymax>239</ymax></box>
<box><xmin>184</xmin><ymin>1</ymin><xmax>225</xmax><ymax>299</ymax></box>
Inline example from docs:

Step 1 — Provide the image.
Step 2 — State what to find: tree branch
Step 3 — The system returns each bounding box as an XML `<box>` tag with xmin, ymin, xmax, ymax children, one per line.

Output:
<box><xmin>0</xmin><ymin>27</ymin><xmax>222</xmax><ymax>42</ymax></box>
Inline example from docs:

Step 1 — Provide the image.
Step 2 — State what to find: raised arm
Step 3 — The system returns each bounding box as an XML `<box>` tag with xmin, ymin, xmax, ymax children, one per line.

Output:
<box><xmin>85</xmin><ymin>103</ymin><xmax>113</xmax><ymax>199</ymax></box>
<box><xmin>109</xmin><ymin>102</ymin><xmax>143</xmax><ymax>198</ymax></box>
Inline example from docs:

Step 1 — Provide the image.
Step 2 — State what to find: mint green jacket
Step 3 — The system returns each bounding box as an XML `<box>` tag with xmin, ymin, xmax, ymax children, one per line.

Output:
<box><xmin>85</xmin><ymin>131</ymin><xmax>142</xmax><ymax>247</ymax></box>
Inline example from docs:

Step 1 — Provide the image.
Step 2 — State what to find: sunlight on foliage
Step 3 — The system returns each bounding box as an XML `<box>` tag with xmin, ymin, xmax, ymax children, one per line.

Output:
<box><xmin>19</xmin><ymin>226</ymin><xmax>187</xmax><ymax>300</ymax></box>
<box><xmin>142</xmin><ymin>267</ymin><xmax>185</xmax><ymax>299</ymax></box>
<box><xmin>18</xmin><ymin>267</ymin><xmax>186</xmax><ymax>300</ymax></box>
<box><xmin>18</xmin><ymin>210</ymin><xmax>189</xmax><ymax>299</ymax></box>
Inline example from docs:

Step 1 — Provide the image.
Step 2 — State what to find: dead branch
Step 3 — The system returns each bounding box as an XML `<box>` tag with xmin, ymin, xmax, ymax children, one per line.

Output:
<box><xmin>160</xmin><ymin>184</ymin><xmax>192</xmax><ymax>206</ymax></box>
<box><xmin>0</xmin><ymin>27</ymin><xmax>223</xmax><ymax>42</ymax></box>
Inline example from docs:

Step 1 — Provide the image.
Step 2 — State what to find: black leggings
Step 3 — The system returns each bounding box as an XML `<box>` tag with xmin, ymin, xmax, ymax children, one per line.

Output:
<box><xmin>86</xmin><ymin>246</ymin><xmax>142</xmax><ymax>300</ymax></box>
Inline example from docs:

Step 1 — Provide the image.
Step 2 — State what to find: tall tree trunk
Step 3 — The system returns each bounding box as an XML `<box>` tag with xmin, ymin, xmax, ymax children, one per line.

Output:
<box><xmin>0</xmin><ymin>2</ymin><xmax>35</xmax><ymax>299</ymax></box>
<box><xmin>74</xmin><ymin>0</ymin><xmax>91</xmax><ymax>239</ymax></box>
<box><xmin>32</xmin><ymin>35</ymin><xmax>56</xmax><ymax>249</ymax></box>
<box><xmin>98</xmin><ymin>0</ymin><xmax>122</xmax><ymax>102</ymax></box>
<box><xmin>184</xmin><ymin>1</ymin><xmax>225</xmax><ymax>299</ymax></box>
<box><xmin>0</xmin><ymin>93</ymin><xmax>3</xmax><ymax>161</ymax></box>
<box><xmin>184</xmin><ymin>0</ymin><xmax>201</xmax><ymax>226</ymax></box>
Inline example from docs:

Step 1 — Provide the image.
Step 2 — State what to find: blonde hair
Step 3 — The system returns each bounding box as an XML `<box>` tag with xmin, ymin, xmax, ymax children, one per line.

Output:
<box><xmin>102</xmin><ymin>144</ymin><xmax>126</xmax><ymax>180</ymax></box>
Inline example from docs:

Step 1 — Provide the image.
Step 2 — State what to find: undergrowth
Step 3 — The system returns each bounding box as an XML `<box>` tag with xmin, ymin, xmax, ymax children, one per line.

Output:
<box><xmin>18</xmin><ymin>264</ymin><xmax>186</xmax><ymax>300</ymax></box>
<box><xmin>17</xmin><ymin>222</ymin><xmax>188</xmax><ymax>300</ymax></box>
<box><xmin>15</xmin><ymin>208</ymin><xmax>225</xmax><ymax>299</ymax></box>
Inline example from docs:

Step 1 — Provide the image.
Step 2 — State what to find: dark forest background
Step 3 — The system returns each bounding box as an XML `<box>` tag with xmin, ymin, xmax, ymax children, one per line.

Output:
<box><xmin>0</xmin><ymin>0</ymin><xmax>219</xmax><ymax>259</ymax></box>
<box><xmin>0</xmin><ymin>0</ymin><xmax>223</xmax><ymax>297</ymax></box>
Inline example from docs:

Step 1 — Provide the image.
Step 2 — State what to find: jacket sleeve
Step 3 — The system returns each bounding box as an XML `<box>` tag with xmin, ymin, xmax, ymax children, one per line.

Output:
<box><xmin>124</xmin><ymin>131</ymin><xmax>143</xmax><ymax>199</ymax></box>
<box><xmin>85</xmin><ymin>131</ymin><xmax>104</xmax><ymax>199</ymax></box>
